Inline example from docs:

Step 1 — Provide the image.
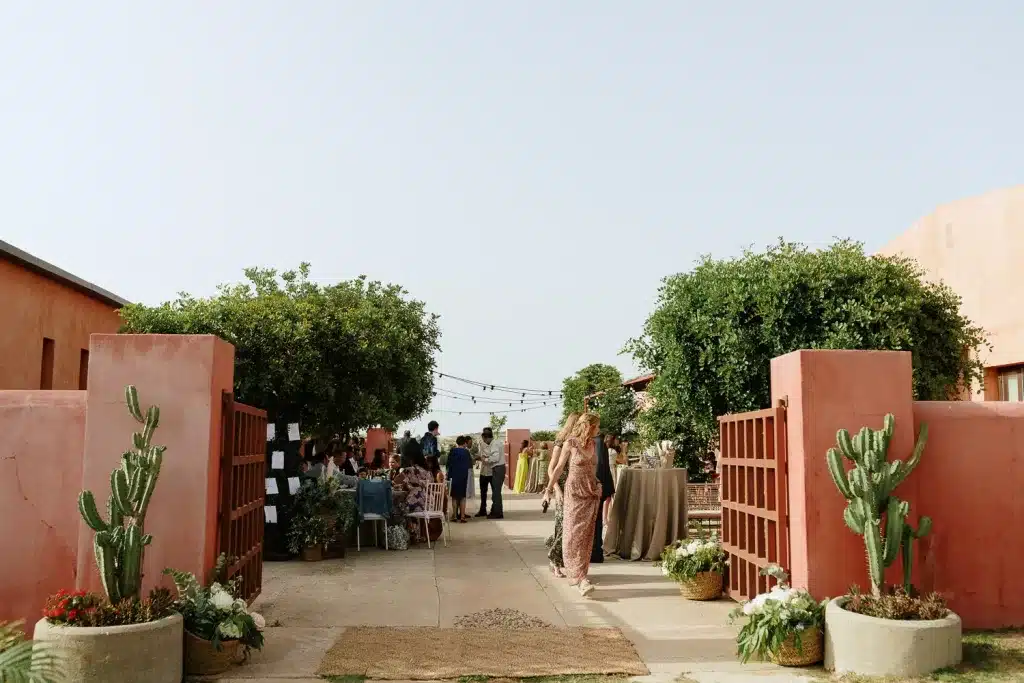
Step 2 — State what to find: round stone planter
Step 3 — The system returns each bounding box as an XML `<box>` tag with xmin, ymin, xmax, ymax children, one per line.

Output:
<box><xmin>33</xmin><ymin>613</ymin><xmax>183</xmax><ymax>683</ymax></box>
<box><xmin>824</xmin><ymin>597</ymin><xmax>962</xmax><ymax>677</ymax></box>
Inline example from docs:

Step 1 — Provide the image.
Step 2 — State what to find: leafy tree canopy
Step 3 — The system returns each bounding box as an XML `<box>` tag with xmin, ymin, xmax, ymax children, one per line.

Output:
<box><xmin>488</xmin><ymin>414</ymin><xmax>508</xmax><ymax>435</ymax></box>
<box><xmin>530</xmin><ymin>430</ymin><xmax>558</xmax><ymax>443</ymax></box>
<box><xmin>626</xmin><ymin>239</ymin><xmax>986</xmax><ymax>475</ymax></box>
<box><xmin>119</xmin><ymin>264</ymin><xmax>441</xmax><ymax>436</ymax></box>
<box><xmin>561</xmin><ymin>363</ymin><xmax>634</xmax><ymax>437</ymax></box>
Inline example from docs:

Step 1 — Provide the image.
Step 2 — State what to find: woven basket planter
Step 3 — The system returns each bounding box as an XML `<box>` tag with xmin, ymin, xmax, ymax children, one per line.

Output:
<box><xmin>770</xmin><ymin>627</ymin><xmax>823</xmax><ymax>667</ymax></box>
<box><xmin>300</xmin><ymin>545</ymin><xmax>324</xmax><ymax>562</ymax></box>
<box><xmin>677</xmin><ymin>571</ymin><xmax>724</xmax><ymax>600</ymax></box>
<box><xmin>184</xmin><ymin>630</ymin><xmax>241</xmax><ymax>676</ymax></box>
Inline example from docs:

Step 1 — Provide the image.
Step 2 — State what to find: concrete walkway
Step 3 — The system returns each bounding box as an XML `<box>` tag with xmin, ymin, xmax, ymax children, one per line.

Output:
<box><xmin>207</xmin><ymin>494</ymin><xmax>812</xmax><ymax>683</ymax></box>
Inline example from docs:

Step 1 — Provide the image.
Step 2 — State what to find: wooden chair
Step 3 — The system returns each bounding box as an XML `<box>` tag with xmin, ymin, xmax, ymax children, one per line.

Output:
<box><xmin>406</xmin><ymin>482</ymin><xmax>449</xmax><ymax>548</ymax></box>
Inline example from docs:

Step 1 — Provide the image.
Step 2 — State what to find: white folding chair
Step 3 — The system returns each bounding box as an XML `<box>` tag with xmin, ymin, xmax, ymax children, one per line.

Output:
<box><xmin>406</xmin><ymin>482</ymin><xmax>449</xmax><ymax>548</ymax></box>
<box><xmin>357</xmin><ymin>512</ymin><xmax>389</xmax><ymax>551</ymax></box>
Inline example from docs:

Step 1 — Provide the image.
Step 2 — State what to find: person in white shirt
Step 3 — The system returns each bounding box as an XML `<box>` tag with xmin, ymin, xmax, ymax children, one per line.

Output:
<box><xmin>479</xmin><ymin>427</ymin><xmax>506</xmax><ymax>519</ymax></box>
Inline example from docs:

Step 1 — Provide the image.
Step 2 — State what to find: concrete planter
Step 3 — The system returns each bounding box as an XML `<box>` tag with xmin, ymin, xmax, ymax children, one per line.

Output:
<box><xmin>824</xmin><ymin>597</ymin><xmax>962</xmax><ymax>677</ymax></box>
<box><xmin>33</xmin><ymin>613</ymin><xmax>183</xmax><ymax>683</ymax></box>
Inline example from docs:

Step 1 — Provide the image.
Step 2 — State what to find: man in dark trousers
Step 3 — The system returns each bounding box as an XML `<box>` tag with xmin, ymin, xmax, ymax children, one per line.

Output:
<box><xmin>591</xmin><ymin>432</ymin><xmax>616</xmax><ymax>563</ymax></box>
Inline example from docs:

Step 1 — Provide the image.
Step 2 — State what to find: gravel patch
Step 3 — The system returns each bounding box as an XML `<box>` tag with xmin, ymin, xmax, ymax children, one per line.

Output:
<box><xmin>453</xmin><ymin>608</ymin><xmax>554</xmax><ymax>629</ymax></box>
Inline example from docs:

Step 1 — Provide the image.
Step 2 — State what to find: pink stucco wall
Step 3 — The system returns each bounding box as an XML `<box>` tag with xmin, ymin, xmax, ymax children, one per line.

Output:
<box><xmin>775</xmin><ymin>349</ymin><xmax>1024</xmax><ymax>628</ymax></box>
<box><xmin>76</xmin><ymin>334</ymin><xmax>235</xmax><ymax>595</ymax></box>
<box><xmin>504</xmin><ymin>428</ymin><xmax>531</xmax><ymax>489</ymax></box>
<box><xmin>0</xmin><ymin>391</ymin><xmax>86</xmax><ymax>627</ymax></box>
<box><xmin>877</xmin><ymin>185</ymin><xmax>1024</xmax><ymax>377</ymax></box>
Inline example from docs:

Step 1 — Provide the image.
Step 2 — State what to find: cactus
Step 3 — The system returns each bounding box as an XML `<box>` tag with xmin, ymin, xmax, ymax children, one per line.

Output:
<box><xmin>77</xmin><ymin>385</ymin><xmax>165</xmax><ymax>603</ymax></box>
<box><xmin>826</xmin><ymin>413</ymin><xmax>929</xmax><ymax>597</ymax></box>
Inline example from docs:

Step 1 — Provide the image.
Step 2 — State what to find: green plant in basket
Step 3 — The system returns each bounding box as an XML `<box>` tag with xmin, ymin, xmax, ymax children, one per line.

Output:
<box><xmin>286</xmin><ymin>514</ymin><xmax>333</xmax><ymax>554</ymax></box>
<box><xmin>163</xmin><ymin>555</ymin><xmax>264</xmax><ymax>655</ymax></box>
<box><xmin>730</xmin><ymin>564</ymin><xmax>827</xmax><ymax>664</ymax></box>
<box><xmin>659</xmin><ymin>532</ymin><xmax>727</xmax><ymax>581</ymax></box>
<box><xmin>292</xmin><ymin>475</ymin><xmax>356</xmax><ymax>537</ymax></box>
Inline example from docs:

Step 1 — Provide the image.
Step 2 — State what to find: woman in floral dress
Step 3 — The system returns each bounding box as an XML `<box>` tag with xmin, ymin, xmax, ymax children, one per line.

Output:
<box><xmin>550</xmin><ymin>412</ymin><xmax>602</xmax><ymax>596</ymax></box>
<box><xmin>543</xmin><ymin>414</ymin><xmax>580</xmax><ymax>578</ymax></box>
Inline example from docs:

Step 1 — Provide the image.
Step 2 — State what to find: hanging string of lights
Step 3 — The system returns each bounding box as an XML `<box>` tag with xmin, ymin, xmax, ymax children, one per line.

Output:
<box><xmin>432</xmin><ymin>388</ymin><xmax>557</xmax><ymax>406</ymax></box>
<box><xmin>432</xmin><ymin>401</ymin><xmax>562</xmax><ymax>416</ymax></box>
<box><xmin>432</xmin><ymin>370</ymin><xmax>562</xmax><ymax>397</ymax></box>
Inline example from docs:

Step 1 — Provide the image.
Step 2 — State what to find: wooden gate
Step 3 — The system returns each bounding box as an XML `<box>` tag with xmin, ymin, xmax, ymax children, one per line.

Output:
<box><xmin>718</xmin><ymin>402</ymin><xmax>789</xmax><ymax>601</ymax></box>
<box><xmin>218</xmin><ymin>392</ymin><xmax>266</xmax><ymax>603</ymax></box>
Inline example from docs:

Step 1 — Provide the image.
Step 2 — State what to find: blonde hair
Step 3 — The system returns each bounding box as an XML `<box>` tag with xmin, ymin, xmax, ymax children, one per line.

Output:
<box><xmin>570</xmin><ymin>412</ymin><xmax>600</xmax><ymax>442</ymax></box>
<box><xmin>557</xmin><ymin>413</ymin><xmax>581</xmax><ymax>442</ymax></box>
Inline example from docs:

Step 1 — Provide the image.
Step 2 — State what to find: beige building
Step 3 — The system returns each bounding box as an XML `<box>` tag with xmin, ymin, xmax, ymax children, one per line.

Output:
<box><xmin>878</xmin><ymin>185</ymin><xmax>1024</xmax><ymax>401</ymax></box>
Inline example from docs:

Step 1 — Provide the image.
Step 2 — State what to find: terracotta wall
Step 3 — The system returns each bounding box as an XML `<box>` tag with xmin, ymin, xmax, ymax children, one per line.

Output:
<box><xmin>877</xmin><ymin>185</ymin><xmax>1024</xmax><ymax>375</ymax></box>
<box><xmin>363</xmin><ymin>428</ymin><xmax>392</xmax><ymax>465</ymax></box>
<box><xmin>0</xmin><ymin>258</ymin><xmax>121</xmax><ymax>390</ymax></box>
<box><xmin>0</xmin><ymin>391</ymin><xmax>87</xmax><ymax>628</ymax></box>
<box><xmin>774</xmin><ymin>349</ymin><xmax>1024</xmax><ymax>628</ymax></box>
<box><xmin>76</xmin><ymin>334</ymin><xmax>235</xmax><ymax>595</ymax></box>
<box><xmin>504</xmin><ymin>428</ymin><xmax>531</xmax><ymax>489</ymax></box>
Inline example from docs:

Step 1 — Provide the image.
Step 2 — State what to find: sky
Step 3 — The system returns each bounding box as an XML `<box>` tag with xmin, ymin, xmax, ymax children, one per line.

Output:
<box><xmin>2</xmin><ymin>2</ymin><xmax>1022</xmax><ymax>436</ymax></box>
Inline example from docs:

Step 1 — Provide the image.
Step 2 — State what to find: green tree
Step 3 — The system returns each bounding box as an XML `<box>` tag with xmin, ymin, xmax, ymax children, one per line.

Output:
<box><xmin>119</xmin><ymin>264</ymin><xmax>441</xmax><ymax>436</ymax></box>
<box><xmin>488</xmin><ymin>414</ymin><xmax>508</xmax><ymax>435</ymax></box>
<box><xmin>530</xmin><ymin>429</ymin><xmax>557</xmax><ymax>442</ymax></box>
<box><xmin>561</xmin><ymin>363</ymin><xmax>634</xmax><ymax>437</ymax></box>
<box><xmin>627</xmin><ymin>239</ymin><xmax>987</xmax><ymax>479</ymax></box>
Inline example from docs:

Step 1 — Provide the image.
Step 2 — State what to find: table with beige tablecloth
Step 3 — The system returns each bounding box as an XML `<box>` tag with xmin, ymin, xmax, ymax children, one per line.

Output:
<box><xmin>604</xmin><ymin>468</ymin><xmax>688</xmax><ymax>561</ymax></box>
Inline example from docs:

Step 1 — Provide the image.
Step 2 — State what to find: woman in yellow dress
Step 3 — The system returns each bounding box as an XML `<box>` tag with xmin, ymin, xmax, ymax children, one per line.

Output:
<box><xmin>513</xmin><ymin>439</ymin><xmax>532</xmax><ymax>493</ymax></box>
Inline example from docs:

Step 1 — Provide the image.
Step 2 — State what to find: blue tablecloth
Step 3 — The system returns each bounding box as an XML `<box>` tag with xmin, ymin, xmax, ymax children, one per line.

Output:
<box><xmin>356</xmin><ymin>478</ymin><xmax>393</xmax><ymax>519</ymax></box>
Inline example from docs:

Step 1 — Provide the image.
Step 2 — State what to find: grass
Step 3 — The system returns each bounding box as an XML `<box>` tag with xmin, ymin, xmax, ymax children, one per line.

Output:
<box><xmin>819</xmin><ymin>630</ymin><xmax>1024</xmax><ymax>683</ymax></box>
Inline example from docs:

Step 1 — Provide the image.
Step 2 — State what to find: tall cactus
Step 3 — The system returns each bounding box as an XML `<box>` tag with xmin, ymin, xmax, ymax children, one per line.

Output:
<box><xmin>77</xmin><ymin>386</ymin><xmax>165</xmax><ymax>603</ymax></box>
<box><xmin>826</xmin><ymin>413</ymin><xmax>930</xmax><ymax>597</ymax></box>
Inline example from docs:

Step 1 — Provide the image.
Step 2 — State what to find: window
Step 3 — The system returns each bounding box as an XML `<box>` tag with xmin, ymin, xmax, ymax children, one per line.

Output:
<box><xmin>998</xmin><ymin>366</ymin><xmax>1024</xmax><ymax>402</ymax></box>
<box><xmin>79</xmin><ymin>349</ymin><xmax>90</xmax><ymax>390</ymax></box>
<box><xmin>40</xmin><ymin>337</ymin><xmax>55</xmax><ymax>390</ymax></box>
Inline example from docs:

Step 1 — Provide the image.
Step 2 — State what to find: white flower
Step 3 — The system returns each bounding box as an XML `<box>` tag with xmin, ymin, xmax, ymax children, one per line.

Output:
<box><xmin>250</xmin><ymin>612</ymin><xmax>266</xmax><ymax>631</ymax></box>
<box><xmin>661</xmin><ymin>565</ymin><xmax>670</xmax><ymax>576</ymax></box>
<box><xmin>217</xmin><ymin>620</ymin><xmax>242</xmax><ymax>639</ymax></box>
<box><xmin>674</xmin><ymin>547</ymin><xmax>687</xmax><ymax>558</ymax></box>
<box><xmin>795</xmin><ymin>623</ymin><xmax>806</xmax><ymax>631</ymax></box>
<box><xmin>686</xmin><ymin>540</ymin><xmax>700</xmax><ymax>554</ymax></box>
<box><xmin>742</xmin><ymin>602</ymin><xmax>757</xmax><ymax>616</ymax></box>
<box><xmin>210</xmin><ymin>584</ymin><xmax>235</xmax><ymax>610</ymax></box>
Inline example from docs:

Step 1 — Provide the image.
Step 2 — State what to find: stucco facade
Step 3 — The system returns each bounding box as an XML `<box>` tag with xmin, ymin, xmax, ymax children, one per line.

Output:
<box><xmin>878</xmin><ymin>186</ymin><xmax>1024</xmax><ymax>400</ymax></box>
<box><xmin>0</xmin><ymin>240</ymin><xmax>128</xmax><ymax>390</ymax></box>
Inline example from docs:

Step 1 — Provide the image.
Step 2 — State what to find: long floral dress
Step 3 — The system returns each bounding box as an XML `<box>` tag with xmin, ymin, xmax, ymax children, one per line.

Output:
<box><xmin>545</xmin><ymin>441</ymin><xmax>569</xmax><ymax>569</ymax></box>
<box><xmin>403</xmin><ymin>465</ymin><xmax>434</xmax><ymax>543</ymax></box>
<box><xmin>561</xmin><ymin>436</ymin><xmax>601</xmax><ymax>583</ymax></box>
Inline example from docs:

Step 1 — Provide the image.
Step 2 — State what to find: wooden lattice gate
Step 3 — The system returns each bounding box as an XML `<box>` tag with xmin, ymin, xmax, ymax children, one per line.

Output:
<box><xmin>718</xmin><ymin>402</ymin><xmax>790</xmax><ymax>601</ymax></box>
<box><xmin>218</xmin><ymin>392</ymin><xmax>266</xmax><ymax>603</ymax></box>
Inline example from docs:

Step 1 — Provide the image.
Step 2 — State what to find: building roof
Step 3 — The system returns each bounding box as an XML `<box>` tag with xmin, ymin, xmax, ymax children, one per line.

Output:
<box><xmin>623</xmin><ymin>373</ymin><xmax>655</xmax><ymax>391</ymax></box>
<box><xmin>0</xmin><ymin>239</ymin><xmax>131</xmax><ymax>308</ymax></box>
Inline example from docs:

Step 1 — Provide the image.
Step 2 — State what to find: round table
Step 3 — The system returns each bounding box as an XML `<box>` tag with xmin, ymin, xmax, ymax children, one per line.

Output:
<box><xmin>604</xmin><ymin>468</ymin><xmax>689</xmax><ymax>560</ymax></box>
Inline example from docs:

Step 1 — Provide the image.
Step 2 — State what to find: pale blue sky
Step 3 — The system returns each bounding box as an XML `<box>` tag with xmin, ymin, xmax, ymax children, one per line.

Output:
<box><xmin>2</xmin><ymin>2</ymin><xmax>1021</xmax><ymax>436</ymax></box>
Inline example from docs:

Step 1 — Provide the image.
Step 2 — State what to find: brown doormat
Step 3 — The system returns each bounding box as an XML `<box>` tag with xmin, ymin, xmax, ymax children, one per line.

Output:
<box><xmin>316</xmin><ymin>626</ymin><xmax>649</xmax><ymax>680</ymax></box>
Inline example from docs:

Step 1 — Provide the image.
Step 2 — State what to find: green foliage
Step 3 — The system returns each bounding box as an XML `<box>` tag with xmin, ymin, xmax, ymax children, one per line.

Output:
<box><xmin>658</xmin><ymin>532</ymin><xmax>727</xmax><ymax>582</ymax></box>
<box><xmin>119</xmin><ymin>264</ymin><xmax>441</xmax><ymax>436</ymax></box>
<box><xmin>561</xmin><ymin>363</ymin><xmax>623</xmax><ymax>418</ymax></box>
<box><xmin>77</xmin><ymin>386</ymin><xmax>163</xmax><ymax>604</ymax></box>
<box><xmin>0</xmin><ymin>620</ymin><xmax>64</xmax><ymax>683</ymax></box>
<box><xmin>530</xmin><ymin>430</ymin><xmax>557</xmax><ymax>443</ymax></box>
<box><xmin>163</xmin><ymin>564</ymin><xmax>264</xmax><ymax>653</ymax></box>
<box><xmin>287</xmin><ymin>476</ymin><xmax>356</xmax><ymax>553</ymax></box>
<box><xmin>730</xmin><ymin>565</ymin><xmax>828</xmax><ymax>664</ymax></box>
<box><xmin>488</xmin><ymin>414</ymin><xmax>508</xmax><ymax>435</ymax></box>
<box><xmin>286</xmin><ymin>515</ymin><xmax>333</xmax><ymax>554</ymax></box>
<box><xmin>827</xmin><ymin>413</ymin><xmax>931</xmax><ymax>597</ymax></box>
<box><xmin>627</xmin><ymin>239</ymin><xmax>987</xmax><ymax>476</ymax></box>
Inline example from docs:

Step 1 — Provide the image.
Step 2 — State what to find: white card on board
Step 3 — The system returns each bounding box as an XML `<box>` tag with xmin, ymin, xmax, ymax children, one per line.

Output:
<box><xmin>287</xmin><ymin>477</ymin><xmax>301</xmax><ymax>495</ymax></box>
<box><xmin>288</xmin><ymin>423</ymin><xmax>300</xmax><ymax>441</ymax></box>
<box><xmin>266</xmin><ymin>423</ymin><xmax>276</xmax><ymax>441</ymax></box>
<box><xmin>265</xmin><ymin>478</ymin><xmax>279</xmax><ymax>495</ymax></box>
<box><xmin>264</xmin><ymin>506</ymin><xmax>277</xmax><ymax>523</ymax></box>
<box><xmin>271</xmin><ymin>451</ymin><xmax>284</xmax><ymax>470</ymax></box>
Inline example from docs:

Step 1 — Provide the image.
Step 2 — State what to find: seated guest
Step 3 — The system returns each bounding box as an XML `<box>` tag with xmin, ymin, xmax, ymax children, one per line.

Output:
<box><xmin>371</xmin><ymin>448</ymin><xmax>387</xmax><ymax>471</ymax></box>
<box><xmin>333</xmin><ymin>448</ymin><xmax>359</xmax><ymax>477</ymax></box>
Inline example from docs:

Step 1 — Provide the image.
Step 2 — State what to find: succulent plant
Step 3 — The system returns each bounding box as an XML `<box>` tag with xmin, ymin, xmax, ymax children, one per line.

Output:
<box><xmin>826</xmin><ymin>413</ymin><xmax>930</xmax><ymax>597</ymax></box>
<box><xmin>78</xmin><ymin>385</ymin><xmax>166</xmax><ymax>603</ymax></box>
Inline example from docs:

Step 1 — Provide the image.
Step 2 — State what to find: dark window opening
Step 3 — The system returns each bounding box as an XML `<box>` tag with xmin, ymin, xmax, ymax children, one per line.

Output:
<box><xmin>79</xmin><ymin>349</ymin><xmax>89</xmax><ymax>390</ymax></box>
<box><xmin>40</xmin><ymin>337</ymin><xmax>55</xmax><ymax>390</ymax></box>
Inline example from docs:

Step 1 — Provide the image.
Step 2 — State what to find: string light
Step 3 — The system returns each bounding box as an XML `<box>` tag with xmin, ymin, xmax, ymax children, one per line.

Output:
<box><xmin>432</xmin><ymin>371</ymin><xmax>562</xmax><ymax>397</ymax></box>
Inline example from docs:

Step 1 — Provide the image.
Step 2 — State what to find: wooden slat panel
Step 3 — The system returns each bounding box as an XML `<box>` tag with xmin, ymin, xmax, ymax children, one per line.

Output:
<box><xmin>719</xmin><ymin>404</ymin><xmax>790</xmax><ymax>602</ymax></box>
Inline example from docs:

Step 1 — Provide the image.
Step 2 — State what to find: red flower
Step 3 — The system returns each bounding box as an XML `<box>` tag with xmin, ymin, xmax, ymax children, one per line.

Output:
<box><xmin>67</xmin><ymin>610</ymin><xmax>79</xmax><ymax>621</ymax></box>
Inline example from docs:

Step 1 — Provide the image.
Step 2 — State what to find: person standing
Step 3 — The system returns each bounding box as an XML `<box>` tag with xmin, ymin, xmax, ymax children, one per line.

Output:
<box><xmin>591</xmin><ymin>433</ymin><xmax>616</xmax><ymax>563</ymax></box>
<box><xmin>399</xmin><ymin>430</ymin><xmax>412</xmax><ymax>452</ymax></box>
<box><xmin>549</xmin><ymin>412</ymin><xmax>602</xmax><ymax>596</ymax></box>
<box><xmin>475</xmin><ymin>434</ymin><xmax>492</xmax><ymax>517</ymax></box>
<box><xmin>421</xmin><ymin>421</ymin><xmax>441</xmax><ymax>460</ymax></box>
<box><xmin>446</xmin><ymin>436</ymin><xmax>472</xmax><ymax>522</ymax></box>
<box><xmin>480</xmin><ymin>427</ymin><xmax>505</xmax><ymax>519</ymax></box>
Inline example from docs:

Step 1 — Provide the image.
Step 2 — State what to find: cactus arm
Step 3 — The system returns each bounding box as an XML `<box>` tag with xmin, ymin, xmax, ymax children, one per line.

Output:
<box><xmin>836</xmin><ymin>429</ymin><xmax>856</xmax><ymax>461</ymax></box>
<box><xmin>78</xmin><ymin>491</ymin><xmax>109</xmax><ymax>532</ymax></box>
<box><xmin>893</xmin><ymin>423</ymin><xmax>928</xmax><ymax>488</ymax></box>
<box><xmin>864</xmin><ymin>521</ymin><xmax>885</xmax><ymax>597</ymax></box>
<box><xmin>120</xmin><ymin>524</ymin><xmax>143</xmax><ymax>599</ymax></box>
<box><xmin>94</xmin><ymin>532</ymin><xmax>121</xmax><ymax>603</ymax></box>
<box><xmin>883</xmin><ymin>497</ymin><xmax>907</xmax><ymax>567</ymax></box>
<box><xmin>125</xmin><ymin>385</ymin><xmax>143</xmax><ymax>422</ymax></box>
<box><xmin>826</xmin><ymin>448</ymin><xmax>854</xmax><ymax>499</ymax></box>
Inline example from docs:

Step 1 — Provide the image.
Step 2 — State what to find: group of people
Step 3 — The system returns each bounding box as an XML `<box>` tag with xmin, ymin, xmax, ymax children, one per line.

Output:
<box><xmin>443</xmin><ymin>425</ymin><xmax>507</xmax><ymax>521</ymax></box>
<box><xmin>541</xmin><ymin>411</ymin><xmax>615</xmax><ymax>597</ymax></box>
